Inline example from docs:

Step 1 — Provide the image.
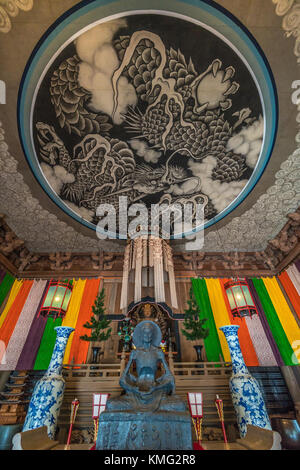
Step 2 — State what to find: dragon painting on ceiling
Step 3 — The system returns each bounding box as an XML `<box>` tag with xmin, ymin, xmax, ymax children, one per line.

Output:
<box><xmin>32</xmin><ymin>14</ymin><xmax>264</xmax><ymax>233</ymax></box>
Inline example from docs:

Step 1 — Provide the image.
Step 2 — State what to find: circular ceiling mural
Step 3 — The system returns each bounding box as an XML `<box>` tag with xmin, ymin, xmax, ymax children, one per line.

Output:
<box><xmin>18</xmin><ymin>1</ymin><xmax>277</xmax><ymax>238</ymax></box>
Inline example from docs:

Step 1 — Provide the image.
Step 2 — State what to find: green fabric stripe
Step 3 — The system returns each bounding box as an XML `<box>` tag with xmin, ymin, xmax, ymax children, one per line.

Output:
<box><xmin>191</xmin><ymin>278</ymin><xmax>224</xmax><ymax>362</ymax></box>
<box><xmin>0</xmin><ymin>273</ymin><xmax>15</xmax><ymax>307</ymax></box>
<box><xmin>34</xmin><ymin>317</ymin><xmax>62</xmax><ymax>370</ymax></box>
<box><xmin>251</xmin><ymin>278</ymin><xmax>295</xmax><ymax>365</ymax></box>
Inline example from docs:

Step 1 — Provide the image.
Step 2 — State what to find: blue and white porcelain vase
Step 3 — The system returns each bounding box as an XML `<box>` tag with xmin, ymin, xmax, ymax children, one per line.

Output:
<box><xmin>219</xmin><ymin>325</ymin><xmax>271</xmax><ymax>437</ymax></box>
<box><xmin>23</xmin><ymin>326</ymin><xmax>74</xmax><ymax>439</ymax></box>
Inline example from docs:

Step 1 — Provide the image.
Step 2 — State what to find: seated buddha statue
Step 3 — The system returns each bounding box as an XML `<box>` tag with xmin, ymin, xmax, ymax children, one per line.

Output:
<box><xmin>106</xmin><ymin>320</ymin><xmax>186</xmax><ymax>413</ymax></box>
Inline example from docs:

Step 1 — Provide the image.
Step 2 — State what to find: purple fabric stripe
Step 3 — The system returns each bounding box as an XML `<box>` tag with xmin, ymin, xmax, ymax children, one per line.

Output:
<box><xmin>0</xmin><ymin>269</ymin><xmax>6</xmax><ymax>285</ymax></box>
<box><xmin>247</xmin><ymin>278</ymin><xmax>284</xmax><ymax>366</ymax></box>
<box><xmin>295</xmin><ymin>259</ymin><xmax>300</xmax><ymax>274</ymax></box>
<box><xmin>16</xmin><ymin>281</ymin><xmax>49</xmax><ymax>370</ymax></box>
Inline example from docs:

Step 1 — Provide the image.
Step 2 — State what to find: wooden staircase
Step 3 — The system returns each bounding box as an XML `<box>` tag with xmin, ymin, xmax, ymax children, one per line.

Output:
<box><xmin>0</xmin><ymin>370</ymin><xmax>44</xmax><ymax>425</ymax></box>
<box><xmin>248</xmin><ymin>366</ymin><xmax>295</xmax><ymax>417</ymax></box>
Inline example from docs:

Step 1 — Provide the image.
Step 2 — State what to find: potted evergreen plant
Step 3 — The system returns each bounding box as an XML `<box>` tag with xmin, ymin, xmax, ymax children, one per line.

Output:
<box><xmin>182</xmin><ymin>288</ymin><xmax>209</xmax><ymax>362</ymax></box>
<box><xmin>80</xmin><ymin>288</ymin><xmax>112</xmax><ymax>364</ymax></box>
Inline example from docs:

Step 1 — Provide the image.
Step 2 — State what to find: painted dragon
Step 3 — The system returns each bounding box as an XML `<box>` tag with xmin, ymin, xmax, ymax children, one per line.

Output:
<box><xmin>36</xmin><ymin>28</ymin><xmax>261</xmax><ymax>225</ymax></box>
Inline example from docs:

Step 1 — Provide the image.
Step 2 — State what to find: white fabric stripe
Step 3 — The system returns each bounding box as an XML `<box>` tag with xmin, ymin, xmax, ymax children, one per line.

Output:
<box><xmin>245</xmin><ymin>314</ymin><xmax>277</xmax><ymax>366</ymax></box>
<box><xmin>0</xmin><ymin>280</ymin><xmax>47</xmax><ymax>370</ymax></box>
<box><xmin>287</xmin><ymin>265</ymin><xmax>300</xmax><ymax>296</ymax></box>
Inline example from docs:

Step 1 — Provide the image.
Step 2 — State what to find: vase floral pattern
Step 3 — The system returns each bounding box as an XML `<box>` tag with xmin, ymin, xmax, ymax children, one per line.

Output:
<box><xmin>219</xmin><ymin>325</ymin><xmax>271</xmax><ymax>437</ymax></box>
<box><xmin>23</xmin><ymin>326</ymin><xmax>74</xmax><ymax>439</ymax></box>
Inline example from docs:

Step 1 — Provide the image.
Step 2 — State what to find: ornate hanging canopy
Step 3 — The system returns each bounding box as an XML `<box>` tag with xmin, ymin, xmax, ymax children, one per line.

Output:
<box><xmin>120</xmin><ymin>236</ymin><xmax>178</xmax><ymax>311</ymax></box>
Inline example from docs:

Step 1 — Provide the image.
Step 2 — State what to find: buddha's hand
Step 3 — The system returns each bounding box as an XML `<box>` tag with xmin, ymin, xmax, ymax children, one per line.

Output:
<box><xmin>120</xmin><ymin>377</ymin><xmax>137</xmax><ymax>392</ymax></box>
<box><xmin>139</xmin><ymin>388</ymin><xmax>154</xmax><ymax>398</ymax></box>
<box><xmin>133</xmin><ymin>383</ymin><xmax>154</xmax><ymax>396</ymax></box>
<box><xmin>155</xmin><ymin>379</ymin><xmax>174</xmax><ymax>394</ymax></box>
<box><xmin>138</xmin><ymin>383</ymin><xmax>151</xmax><ymax>392</ymax></box>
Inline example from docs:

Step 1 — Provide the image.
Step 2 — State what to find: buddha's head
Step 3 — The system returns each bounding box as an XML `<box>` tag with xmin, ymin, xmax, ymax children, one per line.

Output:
<box><xmin>132</xmin><ymin>320</ymin><xmax>162</xmax><ymax>350</ymax></box>
<box><xmin>142</xmin><ymin>322</ymin><xmax>154</xmax><ymax>348</ymax></box>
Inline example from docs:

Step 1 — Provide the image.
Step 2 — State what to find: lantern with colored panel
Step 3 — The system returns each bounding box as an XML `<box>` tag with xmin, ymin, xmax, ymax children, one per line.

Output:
<box><xmin>224</xmin><ymin>278</ymin><xmax>257</xmax><ymax>318</ymax></box>
<box><xmin>39</xmin><ymin>280</ymin><xmax>73</xmax><ymax>320</ymax></box>
<box><xmin>187</xmin><ymin>392</ymin><xmax>203</xmax><ymax>449</ymax></box>
<box><xmin>92</xmin><ymin>393</ymin><xmax>110</xmax><ymax>444</ymax></box>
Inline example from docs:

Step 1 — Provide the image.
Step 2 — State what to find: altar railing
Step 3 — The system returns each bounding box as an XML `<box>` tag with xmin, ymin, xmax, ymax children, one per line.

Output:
<box><xmin>62</xmin><ymin>360</ymin><xmax>232</xmax><ymax>382</ymax></box>
<box><xmin>173</xmin><ymin>362</ymin><xmax>232</xmax><ymax>378</ymax></box>
<box><xmin>59</xmin><ymin>360</ymin><xmax>234</xmax><ymax>432</ymax></box>
<box><xmin>62</xmin><ymin>363</ymin><xmax>121</xmax><ymax>380</ymax></box>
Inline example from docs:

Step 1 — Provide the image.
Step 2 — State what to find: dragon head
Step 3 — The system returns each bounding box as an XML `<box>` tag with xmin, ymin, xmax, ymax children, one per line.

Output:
<box><xmin>36</xmin><ymin>122</ymin><xmax>65</xmax><ymax>166</ymax></box>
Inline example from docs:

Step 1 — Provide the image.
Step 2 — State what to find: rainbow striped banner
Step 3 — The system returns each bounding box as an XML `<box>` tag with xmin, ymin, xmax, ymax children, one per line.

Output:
<box><xmin>0</xmin><ymin>267</ymin><xmax>299</xmax><ymax>369</ymax></box>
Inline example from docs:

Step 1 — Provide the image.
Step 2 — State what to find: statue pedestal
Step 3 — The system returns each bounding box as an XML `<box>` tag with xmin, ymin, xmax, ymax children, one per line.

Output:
<box><xmin>97</xmin><ymin>321</ymin><xmax>193</xmax><ymax>450</ymax></box>
<box><xmin>96</xmin><ymin>411</ymin><xmax>193</xmax><ymax>450</ymax></box>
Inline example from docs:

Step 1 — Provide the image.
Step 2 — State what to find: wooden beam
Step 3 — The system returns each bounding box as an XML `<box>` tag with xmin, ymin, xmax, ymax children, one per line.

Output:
<box><xmin>275</xmin><ymin>243</ymin><xmax>300</xmax><ymax>273</ymax></box>
<box><xmin>17</xmin><ymin>270</ymin><xmax>123</xmax><ymax>279</ymax></box>
<box><xmin>0</xmin><ymin>253</ymin><xmax>17</xmax><ymax>276</ymax></box>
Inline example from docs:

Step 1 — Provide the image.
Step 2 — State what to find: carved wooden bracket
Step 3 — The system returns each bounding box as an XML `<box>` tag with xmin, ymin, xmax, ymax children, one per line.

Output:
<box><xmin>0</xmin><ymin>208</ymin><xmax>299</xmax><ymax>278</ymax></box>
<box><xmin>0</xmin><ymin>216</ymin><xmax>25</xmax><ymax>255</ymax></box>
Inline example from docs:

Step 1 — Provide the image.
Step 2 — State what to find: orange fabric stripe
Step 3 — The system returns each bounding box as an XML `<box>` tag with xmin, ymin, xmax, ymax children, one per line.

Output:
<box><xmin>219</xmin><ymin>279</ymin><xmax>259</xmax><ymax>366</ymax></box>
<box><xmin>279</xmin><ymin>272</ymin><xmax>300</xmax><ymax>320</ymax></box>
<box><xmin>0</xmin><ymin>280</ymin><xmax>33</xmax><ymax>348</ymax></box>
<box><xmin>68</xmin><ymin>278</ymin><xmax>101</xmax><ymax>364</ymax></box>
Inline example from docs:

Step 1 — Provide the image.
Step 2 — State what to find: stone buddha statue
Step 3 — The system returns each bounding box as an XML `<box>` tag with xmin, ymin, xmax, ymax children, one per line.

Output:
<box><xmin>106</xmin><ymin>320</ymin><xmax>185</xmax><ymax>413</ymax></box>
<box><xmin>96</xmin><ymin>321</ymin><xmax>193</xmax><ymax>450</ymax></box>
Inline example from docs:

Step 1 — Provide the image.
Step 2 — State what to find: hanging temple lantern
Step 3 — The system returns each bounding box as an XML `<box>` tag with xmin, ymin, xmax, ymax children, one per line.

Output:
<box><xmin>224</xmin><ymin>278</ymin><xmax>257</xmax><ymax>319</ymax></box>
<box><xmin>38</xmin><ymin>279</ymin><xmax>73</xmax><ymax>320</ymax></box>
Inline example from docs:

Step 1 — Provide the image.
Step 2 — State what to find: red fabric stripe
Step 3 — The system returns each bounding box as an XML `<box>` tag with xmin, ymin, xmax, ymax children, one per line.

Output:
<box><xmin>68</xmin><ymin>278</ymin><xmax>101</xmax><ymax>364</ymax></box>
<box><xmin>278</xmin><ymin>272</ymin><xmax>300</xmax><ymax>320</ymax></box>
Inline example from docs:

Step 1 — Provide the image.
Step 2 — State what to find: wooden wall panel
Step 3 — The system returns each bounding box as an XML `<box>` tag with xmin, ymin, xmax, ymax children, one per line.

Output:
<box><xmin>102</xmin><ymin>321</ymin><xmax>120</xmax><ymax>362</ymax></box>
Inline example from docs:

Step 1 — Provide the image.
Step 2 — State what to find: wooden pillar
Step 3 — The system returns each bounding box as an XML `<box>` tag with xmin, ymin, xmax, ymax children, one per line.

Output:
<box><xmin>0</xmin><ymin>371</ymin><xmax>10</xmax><ymax>393</ymax></box>
<box><xmin>281</xmin><ymin>366</ymin><xmax>300</xmax><ymax>424</ymax></box>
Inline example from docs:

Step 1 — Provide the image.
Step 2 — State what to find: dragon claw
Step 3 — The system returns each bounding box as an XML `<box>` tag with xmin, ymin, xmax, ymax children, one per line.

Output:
<box><xmin>220</xmin><ymin>99</ymin><xmax>232</xmax><ymax>110</ymax></box>
<box><xmin>223</xmin><ymin>66</ymin><xmax>235</xmax><ymax>82</ymax></box>
<box><xmin>194</xmin><ymin>102</ymin><xmax>209</xmax><ymax>114</ymax></box>
<box><xmin>212</xmin><ymin>59</ymin><xmax>222</xmax><ymax>77</ymax></box>
<box><xmin>224</xmin><ymin>82</ymin><xmax>239</xmax><ymax>96</ymax></box>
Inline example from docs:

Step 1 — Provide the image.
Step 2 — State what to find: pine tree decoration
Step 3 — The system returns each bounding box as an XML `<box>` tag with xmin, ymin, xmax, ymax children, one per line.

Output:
<box><xmin>182</xmin><ymin>288</ymin><xmax>209</xmax><ymax>341</ymax></box>
<box><xmin>80</xmin><ymin>288</ymin><xmax>112</xmax><ymax>342</ymax></box>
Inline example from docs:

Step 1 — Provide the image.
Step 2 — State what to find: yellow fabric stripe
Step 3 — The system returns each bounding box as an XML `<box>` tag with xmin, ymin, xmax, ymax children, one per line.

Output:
<box><xmin>62</xmin><ymin>279</ymin><xmax>86</xmax><ymax>363</ymax></box>
<box><xmin>263</xmin><ymin>277</ymin><xmax>300</xmax><ymax>359</ymax></box>
<box><xmin>0</xmin><ymin>280</ymin><xmax>23</xmax><ymax>329</ymax></box>
<box><xmin>205</xmin><ymin>278</ymin><xmax>231</xmax><ymax>361</ymax></box>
